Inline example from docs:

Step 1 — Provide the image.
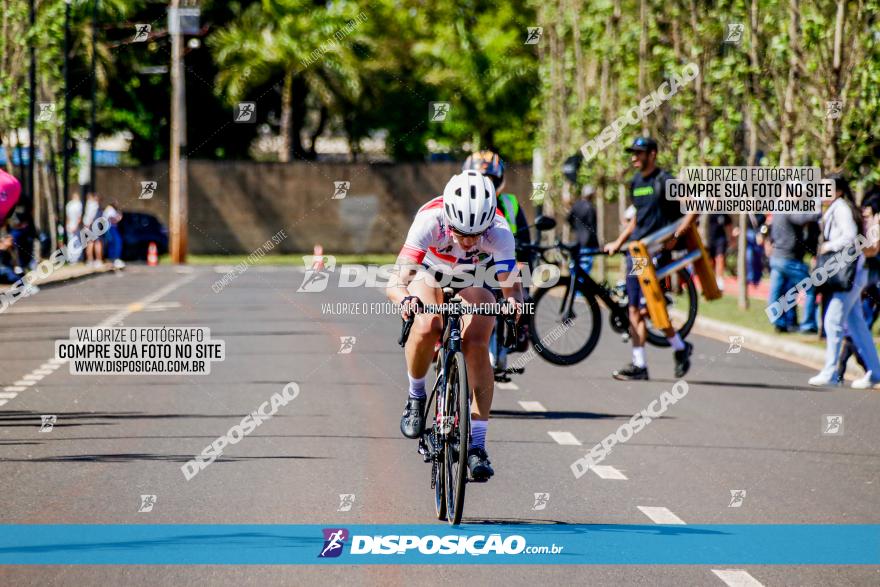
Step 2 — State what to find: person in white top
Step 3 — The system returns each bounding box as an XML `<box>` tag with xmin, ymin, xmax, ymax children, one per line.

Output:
<box><xmin>103</xmin><ymin>200</ymin><xmax>125</xmax><ymax>269</ymax></box>
<box><xmin>65</xmin><ymin>192</ymin><xmax>83</xmax><ymax>262</ymax></box>
<box><xmin>82</xmin><ymin>192</ymin><xmax>103</xmax><ymax>267</ymax></box>
<box><xmin>386</xmin><ymin>171</ymin><xmax>524</xmax><ymax>481</ymax></box>
<box><xmin>809</xmin><ymin>174</ymin><xmax>880</xmax><ymax>388</ymax></box>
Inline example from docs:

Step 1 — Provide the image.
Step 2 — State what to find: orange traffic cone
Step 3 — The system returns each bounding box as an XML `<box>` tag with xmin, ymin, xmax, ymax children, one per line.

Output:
<box><xmin>313</xmin><ymin>244</ymin><xmax>324</xmax><ymax>270</ymax></box>
<box><xmin>147</xmin><ymin>242</ymin><xmax>158</xmax><ymax>266</ymax></box>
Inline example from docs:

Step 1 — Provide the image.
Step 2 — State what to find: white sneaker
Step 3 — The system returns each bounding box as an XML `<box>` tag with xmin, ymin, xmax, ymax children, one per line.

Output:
<box><xmin>808</xmin><ymin>373</ymin><xmax>840</xmax><ymax>387</ymax></box>
<box><xmin>851</xmin><ymin>372</ymin><xmax>880</xmax><ymax>389</ymax></box>
<box><xmin>112</xmin><ymin>259</ymin><xmax>126</xmax><ymax>269</ymax></box>
<box><xmin>716</xmin><ymin>276</ymin><xmax>725</xmax><ymax>291</ymax></box>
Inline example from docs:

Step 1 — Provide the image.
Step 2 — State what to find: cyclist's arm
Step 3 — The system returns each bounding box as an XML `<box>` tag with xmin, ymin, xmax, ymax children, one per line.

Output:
<box><xmin>387</xmin><ymin>218</ymin><xmax>431</xmax><ymax>306</ymax></box>
<box><xmin>385</xmin><ymin>255</ymin><xmax>421</xmax><ymax>305</ymax></box>
<box><xmin>604</xmin><ymin>215</ymin><xmax>636</xmax><ymax>254</ymax></box>
<box><xmin>672</xmin><ymin>212</ymin><xmax>698</xmax><ymax>239</ymax></box>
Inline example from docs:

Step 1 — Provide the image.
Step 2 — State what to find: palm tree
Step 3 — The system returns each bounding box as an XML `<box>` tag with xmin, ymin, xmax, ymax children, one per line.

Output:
<box><xmin>210</xmin><ymin>0</ymin><xmax>363</xmax><ymax>161</ymax></box>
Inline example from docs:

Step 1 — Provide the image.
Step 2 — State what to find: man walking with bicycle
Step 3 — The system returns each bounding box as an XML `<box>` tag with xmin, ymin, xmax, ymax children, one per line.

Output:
<box><xmin>386</xmin><ymin>170</ymin><xmax>524</xmax><ymax>481</ymax></box>
<box><xmin>603</xmin><ymin>137</ymin><xmax>697</xmax><ymax>380</ymax></box>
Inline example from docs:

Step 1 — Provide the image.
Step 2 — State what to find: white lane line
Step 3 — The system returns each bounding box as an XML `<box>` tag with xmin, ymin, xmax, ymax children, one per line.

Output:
<box><xmin>34</xmin><ymin>369</ymin><xmax>54</xmax><ymax>376</ymax></box>
<box><xmin>637</xmin><ymin>506</ymin><xmax>685</xmax><ymax>524</ymax></box>
<box><xmin>0</xmin><ymin>400</ymin><xmax>7</xmax><ymax>407</ymax></box>
<box><xmin>547</xmin><ymin>431</ymin><xmax>581</xmax><ymax>446</ymax></box>
<box><xmin>592</xmin><ymin>465</ymin><xmax>628</xmax><ymax>480</ymax></box>
<box><xmin>0</xmin><ymin>393</ymin><xmax>17</xmax><ymax>399</ymax></box>
<box><xmin>97</xmin><ymin>273</ymin><xmax>196</xmax><ymax>328</ymax></box>
<box><xmin>496</xmin><ymin>381</ymin><xmax>519</xmax><ymax>390</ymax></box>
<box><xmin>518</xmin><ymin>400</ymin><xmax>546</xmax><ymax>412</ymax></box>
<box><xmin>13</xmin><ymin>380</ymin><xmax>36</xmax><ymax>387</ymax></box>
<box><xmin>711</xmin><ymin>569</ymin><xmax>765</xmax><ymax>587</ymax></box>
<box><xmin>4</xmin><ymin>386</ymin><xmax>25</xmax><ymax>392</ymax></box>
<box><xmin>23</xmin><ymin>374</ymin><xmax>43</xmax><ymax>381</ymax></box>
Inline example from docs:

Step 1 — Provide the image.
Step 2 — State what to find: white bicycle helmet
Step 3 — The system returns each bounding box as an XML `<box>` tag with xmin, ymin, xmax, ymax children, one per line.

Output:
<box><xmin>442</xmin><ymin>170</ymin><xmax>497</xmax><ymax>235</ymax></box>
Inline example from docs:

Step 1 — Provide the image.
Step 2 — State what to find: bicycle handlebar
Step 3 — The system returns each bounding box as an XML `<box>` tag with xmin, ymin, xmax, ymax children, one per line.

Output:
<box><xmin>398</xmin><ymin>301</ymin><xmax>520</xmax><ymax>348</ymax></box>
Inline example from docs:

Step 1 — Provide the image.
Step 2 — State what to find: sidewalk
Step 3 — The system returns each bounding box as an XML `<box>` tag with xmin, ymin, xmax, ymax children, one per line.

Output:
<box><xmin>0</xmin><ymin>263</ymin><xmax>116</xmax><ymax>292</ymax></box>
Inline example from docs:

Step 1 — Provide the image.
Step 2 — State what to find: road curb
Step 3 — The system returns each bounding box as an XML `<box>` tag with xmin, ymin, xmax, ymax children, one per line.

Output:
<box><xmin>0</xmin><ymin>263</ymin><xmax>116</xmax><ymax>292</ymax></box>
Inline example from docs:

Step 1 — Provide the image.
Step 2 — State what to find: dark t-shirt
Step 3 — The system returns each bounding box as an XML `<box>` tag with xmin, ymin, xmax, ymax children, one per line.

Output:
<box><xmin>630</xmin><ymin>168</ymin><xmax>681</xmax><ymax>241</ymax></box>
<box><xmin>568</xmin><ymin>199</ymin><xmax>599</xmax><ymax>248</ymax></box>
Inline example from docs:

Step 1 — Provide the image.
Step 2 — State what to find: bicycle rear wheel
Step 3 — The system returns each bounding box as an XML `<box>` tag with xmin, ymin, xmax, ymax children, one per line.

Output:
<box><xmin>645</xmin><ymin>269</ymin><xmax>698</xmax><ymax>346</ymax></box>
<box><xmin>530</xmin><ymin>282</ymin><xmax>602</xmax><ymax>365</ymax></box>
<box><xmin>444</xmin><ymin>352</ymin><xmax>469</xmax><ymax>525</ymax></box>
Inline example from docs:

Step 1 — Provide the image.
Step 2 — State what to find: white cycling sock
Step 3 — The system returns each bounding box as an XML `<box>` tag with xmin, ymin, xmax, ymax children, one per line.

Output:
<box><xmin>407</xmin><ymin>374</ymin><xmax>426</xmax><ymax>399</ymax></box>
<box><xmin>632</xmin><ymin>347</ymin><xmax>647</xmax><ymax>368</ymax></box>
<box><xmin>667</xmin><ymin>333</ymin><xmax>686</xmax><ymax>351</ymax></box>
<box><xmin>470</xmin><ymin>419</ymin><xmax>488</xmax><ymax>450</ymax></box>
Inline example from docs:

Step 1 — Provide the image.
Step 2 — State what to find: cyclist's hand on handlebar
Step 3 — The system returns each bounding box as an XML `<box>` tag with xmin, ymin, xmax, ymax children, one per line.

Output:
<box><xmin>504</xmin><ymin>296</ymin><xmax>523</xmax><ymax>322</ymax></box>
<box><xmin>603</xmin><ymin>241</ymin><xmax>620</xmax><ymax>255</ymax></box>
<box><xmin>400</xmin><ymin>295</ymin><xmax>422</xmax><ymax>321</ymax></box>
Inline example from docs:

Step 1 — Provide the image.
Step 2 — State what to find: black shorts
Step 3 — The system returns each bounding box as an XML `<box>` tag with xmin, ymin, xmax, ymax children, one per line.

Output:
<box><xmin>709</xmin><ymin>237</ymin><xmax>728</xmax><ymax>258</ymax></box>
<box><xmin>624</xmin><ymin>251</ymin><xmax>671</xmax><ymax>308</ymax></box>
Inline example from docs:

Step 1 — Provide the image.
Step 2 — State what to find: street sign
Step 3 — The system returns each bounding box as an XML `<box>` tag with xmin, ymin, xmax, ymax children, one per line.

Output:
<box><xmin>168</xmin><ymin>7</ymin><xmax>200</xmax><ymax>35</ymax></box>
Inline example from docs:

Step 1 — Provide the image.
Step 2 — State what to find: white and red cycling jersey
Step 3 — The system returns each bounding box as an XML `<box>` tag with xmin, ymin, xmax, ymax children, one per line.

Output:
<box><xmin>398</xmin><ymin>196</ymin><xmax>517</xmax><ymax>274</ymax></box>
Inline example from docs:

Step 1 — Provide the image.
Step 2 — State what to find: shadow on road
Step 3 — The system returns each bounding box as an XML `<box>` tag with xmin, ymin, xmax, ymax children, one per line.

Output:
<box><xmin>0</xmin><ymin>453</ymin><xmax>324</xmax><ymax>463</ymax></box>
<box><xmin>489</xmin><ymin>409</ymin><xmax>660</xmax><ymax>421</ymax></box>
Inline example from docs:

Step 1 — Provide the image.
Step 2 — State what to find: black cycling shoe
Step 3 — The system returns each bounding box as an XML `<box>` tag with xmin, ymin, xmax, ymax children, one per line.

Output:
<box><xmin>400</xmin><ymin>397</ymin><xmax>426</xmax><ymax>439</ymax></box>
<box><xmin>674</xmin><ymin>341</ymin><xmax>694</xmax><ymax>378</ymax></box>
<box><xmin>467</xmin><ymin>447</ymin><xmax>494</xmax><ymax>481</ymax></box>
<box><xmin>612</xmin><ymin>363</ymin><xmax>649</xmax><ymax>381</ymax></box>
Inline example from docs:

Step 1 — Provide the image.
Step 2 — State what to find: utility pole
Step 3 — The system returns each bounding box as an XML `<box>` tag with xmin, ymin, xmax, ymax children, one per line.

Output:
<box><xmin>169</xmin><ymin>0</ymin><xmax>188</xmax><ymax>263</ymax></box>
<box><xmin>89</xmin><ymin>0</ymin><xmax>99</xmax><ymax>194</ymax></box>
<box><xmin>27</xmin><ymin>0</ymin><xmax>36</xmax><ymax>206</ymax></box>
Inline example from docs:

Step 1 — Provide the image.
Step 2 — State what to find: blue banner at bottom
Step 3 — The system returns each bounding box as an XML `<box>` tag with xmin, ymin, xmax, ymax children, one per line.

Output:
<box><xmin>0</xmin><ymin>524</ymin><xmax>876</xmax><ymax>565</ymax></box>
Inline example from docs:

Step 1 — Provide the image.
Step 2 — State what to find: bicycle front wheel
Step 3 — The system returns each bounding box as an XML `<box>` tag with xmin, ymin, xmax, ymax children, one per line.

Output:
<box><xmin>530</xmin><ymin>282</ymin><xmax>602</xmax><ymax>365</ymax></box>
<box><xmin>444</xmin><ymin>351</ymin><xmax>469</xmax><ymax>525</ymax></box>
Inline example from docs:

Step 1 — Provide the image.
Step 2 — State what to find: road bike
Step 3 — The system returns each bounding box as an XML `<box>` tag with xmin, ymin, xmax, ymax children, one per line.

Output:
<box><xmin>399</xmin><ymin>290</ymin><xmax>515</xmax><ymax>524</ymax></box>
<box><xmin>521</xmin><ymin>239</ymin><xmax>698</xmax><ymax>365</ymax></box>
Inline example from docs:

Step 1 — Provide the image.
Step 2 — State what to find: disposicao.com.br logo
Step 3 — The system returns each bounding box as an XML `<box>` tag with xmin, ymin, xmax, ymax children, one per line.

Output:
<box><xmin>297</xmin><ymin>255</ymin><xmax>561</xmax><ymax>292</ymax></box>
<box><xmin>317</xmin><ymin>529</ymin><xmax>563</xmax><ymax>558</ymax></box>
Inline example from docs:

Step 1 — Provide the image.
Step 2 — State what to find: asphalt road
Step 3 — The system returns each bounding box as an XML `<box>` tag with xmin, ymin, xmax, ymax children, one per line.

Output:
<box><xmin>0</xmin><ymin>265</ymin><xmax>878</xmax><ymax>586</ymax></box>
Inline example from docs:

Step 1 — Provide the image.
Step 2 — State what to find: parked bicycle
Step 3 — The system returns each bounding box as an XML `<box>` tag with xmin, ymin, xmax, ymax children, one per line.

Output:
<box><xmin>399</xmin><ymin>289</ymin><xmax>516</xmax><ymax>524</ymax></box>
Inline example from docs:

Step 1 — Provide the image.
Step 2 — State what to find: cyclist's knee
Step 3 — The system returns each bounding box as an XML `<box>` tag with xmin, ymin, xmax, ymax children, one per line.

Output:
<box><xmin>462</xmin><ymin>335</ymin><xmax>490</xmax><ymax>355</ymax></box>
<box><xmin>412</xmin><ymin>314</ymin><xmax>442</xmax><ymax>340</ymax></box>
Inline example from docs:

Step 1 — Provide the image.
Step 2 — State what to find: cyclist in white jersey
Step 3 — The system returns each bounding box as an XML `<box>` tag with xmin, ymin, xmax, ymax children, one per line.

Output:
<box><xmin>386</xmin><ymin>170</ymin><xmax>524</xmax><ymax>481</ymax></box>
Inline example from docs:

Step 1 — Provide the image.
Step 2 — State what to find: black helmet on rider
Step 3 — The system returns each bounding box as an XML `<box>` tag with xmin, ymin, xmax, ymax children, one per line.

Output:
<box><xmin>463</xmin><ymin>150</ymin><xmax>505</xmax><ymax>190</ymax></box>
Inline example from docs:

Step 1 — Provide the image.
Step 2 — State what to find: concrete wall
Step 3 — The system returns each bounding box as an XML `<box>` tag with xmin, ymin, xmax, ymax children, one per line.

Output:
<box><xmin>96</xmin><ymin>161</ymin><xmax>622</xmax><ymax>254</ymax></box>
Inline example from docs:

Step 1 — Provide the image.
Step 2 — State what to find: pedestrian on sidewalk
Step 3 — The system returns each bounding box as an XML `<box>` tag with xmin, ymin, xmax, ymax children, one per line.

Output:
<box><xmin>102</xmin><ymin>200</ymin><xmax>125</xmax><ymax>269</ymax></box>
<box><xmin>834</xmin><ymin>189</ymin><xmax>880</xmax><ymax>383</ymax></box>
<box><xmin>568</xmin><ymin>184</ymin><xmax>600</xmax><ymax>275</ymax></box>
<box><xmin>708</xmin><ymin>213</ymin><xmax>732</xmax><ymax>291</ymax></box>
<box><xmin>766</xmin><ymin>209</ymin><xmax>821</xmax><ymax>333</ymax></box>
<box><xmin>809</xmin><ymin>174</ymin><xmax>880</xmax><ymax>388</ymax></box>
<box><xmin>65</xmin><ymin>192</ymin><xmax>83</xmax><ymax>263</ymax></box>
<box><xmin>82</xmin><ymin>192</ymin><xmax>104</xmax><ymax>267</ymax></box>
